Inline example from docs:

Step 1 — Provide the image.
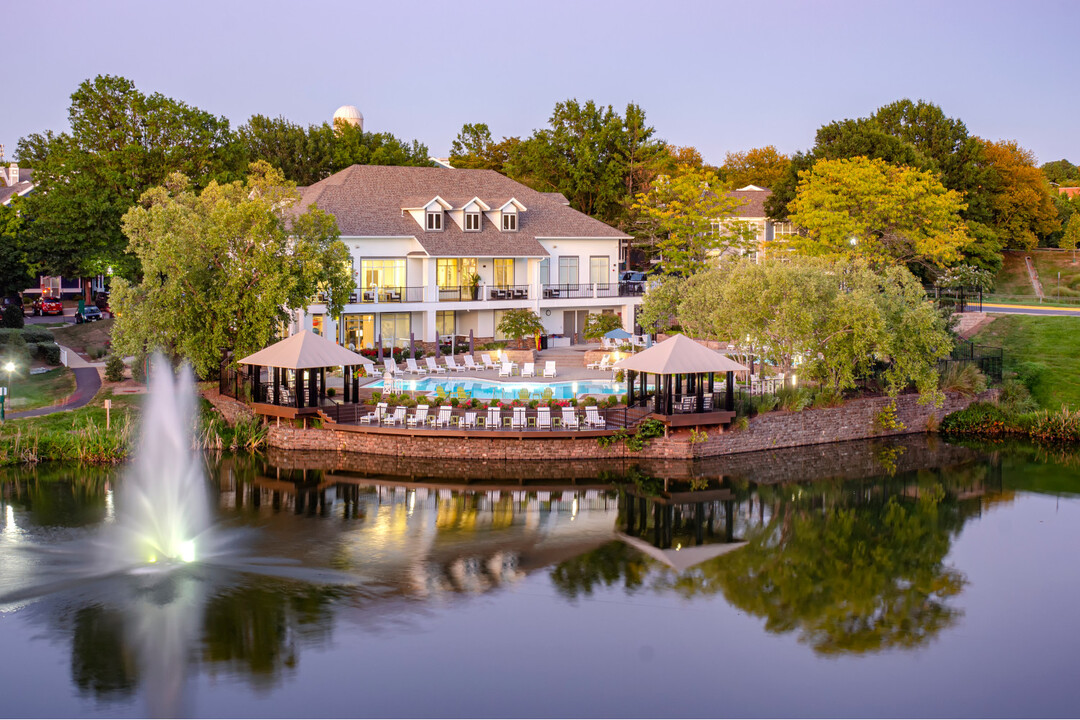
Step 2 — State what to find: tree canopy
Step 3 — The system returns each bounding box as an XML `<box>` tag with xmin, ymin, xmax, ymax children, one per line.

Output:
<box><xmin>787</xmin><ymin>156</ymin><xmax>972</xmax><ymax>270</ymax></box>
<box><xmin>496</xmin><ymin>309</ymin><xmax>544</xmax><ymax>349</ymax></box>
<box><xmin>582</xmin><ymin>312</ymin><xmax>625</xmax><ymax>340</ymax></box>
<box><xmin>718</xmin><ymin>145</ymin><xmax>790</xmax><ymax>190</ymax></box>
<box><xmin>16</xmin><ymin>75</ymin><xmax>244</xmax><ymax>279</ymax></box>
<box><xmin>110</xmin><ymin>162</ymin><xmax>352</xmax><ymax>377</ymax></box>
<box><xmin>0</xmin><ymin>202</ymin><xmax>32</xmax><ymax>296</ymax></box>
<box><xmin>980</xmin><ymin>139</ymin><xmax>1060</xmax><ymax>250</ymax></box>
<box><xmin>632</xmin><ymin>167</ymin><xmax>757</xmax><ymax>276</ymax></box>
<box><xmin>1041</xmin><ymin>158</ymin><xmax>1080</xmax><ymax>186</ymax></box>
<box><xmin>676</xmin><ymin>257</ymin><xmax>952</xmax><ymax>400</ymax></box>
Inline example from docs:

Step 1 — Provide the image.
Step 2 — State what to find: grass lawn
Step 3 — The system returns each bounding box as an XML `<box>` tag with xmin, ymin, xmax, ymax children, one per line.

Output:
<box><xmin>973</xmin><ymin>314</ymin><xmax>1080</xmax><ymax>410</ymax></box>
<box><xmin>991</xmin><ymin>251</ymin><xmax>1035</xmax><ymax>296</ymax></box>
<box><xmin>1</xmin><ymin>390</ymin><xmax>140</xmax><ymax>436</ymax></box>
<box><xmin>1031</xmin><ymin>250</ymin><xmax>1080</xmax><ymax>302</ymax></box>
<box><xmin>51</xmin><ymin>318</ymin><xmax>114</xmax><ymax>357</ymax></box>
<box><xmin>3</xmin><ymin>367</ymin><xmax>77</xmax><ymax>413</ymax></box>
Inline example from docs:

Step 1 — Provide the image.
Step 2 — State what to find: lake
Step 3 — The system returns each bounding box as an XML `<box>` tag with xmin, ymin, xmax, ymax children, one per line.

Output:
<box><xmin>2</xmin><ymin>437</ymin><xmax>1079</xmax><ymax>718</ymax></box>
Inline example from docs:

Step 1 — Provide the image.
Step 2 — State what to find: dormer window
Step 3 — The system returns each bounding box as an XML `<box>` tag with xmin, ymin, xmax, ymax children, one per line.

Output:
<box><xmin>426</xmin><ymin>211</ymin><xmax>443</xmax><ymax>231</ymax></box>
<box><xmin>502</xmin><ymin>212</ymin><xmax>517</xmax><ymax>232</ymax></box>
<box><xmin>465</xmin><ymin>212</ymin><xmax>481</xmax><ymax>231</ymax></box>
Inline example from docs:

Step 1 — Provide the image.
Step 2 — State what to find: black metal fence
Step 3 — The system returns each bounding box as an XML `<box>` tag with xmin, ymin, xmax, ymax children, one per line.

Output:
<box><xmin>926</xmin><ymin>285</ymin><xmax>984</xmax><ymax>313</ymax></box>
<box><xmin>943</xmin><ymin>341</ymin><xmax>1003</xmax><ymax>384</ymax></box>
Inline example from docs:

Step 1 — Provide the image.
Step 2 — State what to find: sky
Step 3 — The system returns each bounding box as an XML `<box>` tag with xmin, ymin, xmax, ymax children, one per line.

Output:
<box><xmin>3</xmin><ymin>0</ymin><xmax>1078</xmax><ymax>167</ymax></box>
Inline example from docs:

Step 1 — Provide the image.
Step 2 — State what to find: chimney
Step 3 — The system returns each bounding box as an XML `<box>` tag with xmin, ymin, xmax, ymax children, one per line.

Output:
<box><xmin>8</xmin><ymin>163</ymin><xmax>19</xmax><ymax>187</ymax></box>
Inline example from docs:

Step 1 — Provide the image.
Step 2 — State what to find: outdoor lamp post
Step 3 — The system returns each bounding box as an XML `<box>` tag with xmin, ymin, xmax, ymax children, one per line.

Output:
<box><xmin>2</xmin><ymin>361</ymin><xmax>14</xmax><ymax>421</ymax></box>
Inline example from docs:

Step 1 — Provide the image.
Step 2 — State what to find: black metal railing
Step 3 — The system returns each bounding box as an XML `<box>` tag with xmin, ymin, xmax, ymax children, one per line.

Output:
<box><xmin>439</xmin><ymin>285</ymin><xmax>481</xmax><ymax>302</ymax></box>
<box><xmin>487</xmin><ymin>284</ymin><xmax>530</xmax><ymax>300</ymax></box>
<box><xmin>541</xmin><ymin>283</ymin><xmax>593</xmax><ymax>299</ymax></box>
<box><xmin>944</xmin><ymin>341</ymin><xmax>1003</xmax><ymax>384</ymax></box>
<box><xmin>356</xmin><ymin>286</ymin><xmax>425</xmax><ymax>303</ymax></box>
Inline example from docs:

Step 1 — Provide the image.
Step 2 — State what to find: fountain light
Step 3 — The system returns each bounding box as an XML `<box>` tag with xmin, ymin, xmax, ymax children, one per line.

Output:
<box><xmin>179</xmin><ymin>540</ymin><xmax>196</xmax><ymax>563</ymax></box>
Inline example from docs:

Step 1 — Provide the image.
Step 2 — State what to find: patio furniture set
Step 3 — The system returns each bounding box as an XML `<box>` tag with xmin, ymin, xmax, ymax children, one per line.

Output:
<box><xmin>356</xmin><ymin>402</ymin><xmax>608</xmax><ymax>430</ymax></box>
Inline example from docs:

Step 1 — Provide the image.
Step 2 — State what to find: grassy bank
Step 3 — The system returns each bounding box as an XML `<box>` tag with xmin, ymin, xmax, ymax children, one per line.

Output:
<box><xmin>972</xmin><ymin>315</ymin><xmax>1080</xmax><ymax>410</ymax></box>
<box><xmin>4</xmin><ymin>367</ymin><xmax>77</xmax><ymax>413</ymax></box>
<box><xmin>51</xmin><ymin>318</ymin><xmax>114</xmax><ymax>358</ymax></box>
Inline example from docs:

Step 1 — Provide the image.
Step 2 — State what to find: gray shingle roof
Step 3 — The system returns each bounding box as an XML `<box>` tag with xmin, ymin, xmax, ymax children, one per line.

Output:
<box><xmin>297</xmin><ymin>165</ymin><xmax>628</xmax><ymax>257</ymax></box>
<box><xmin>0</xmin><ymin>168</ymin><xmax>34</xmax><ymax>206</ymax></box>
<box><xmin>726</xmin><ymin>188</ymin><xmax>771</xmax><ymax>219</ymax></box>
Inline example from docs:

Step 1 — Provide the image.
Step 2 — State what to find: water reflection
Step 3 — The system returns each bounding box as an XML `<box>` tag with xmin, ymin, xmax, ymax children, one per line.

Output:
<box><xmin>3</xmin><ymin>436</ymin><xmax>1074</xmax><ymax>717</ymax></box>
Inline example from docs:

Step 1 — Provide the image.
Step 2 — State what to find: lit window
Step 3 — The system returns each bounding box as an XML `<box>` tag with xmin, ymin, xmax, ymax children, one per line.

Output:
<box><xmin>502</xmin><ymin>212</ymin><xmax>517</xmax><ymax>231</ymax></box>
<box><xmin>465</xmin><ymin>212</ymin><xmax>481</xmax><ymax>231</ymax></box>
<box><xmin>426</xmin><ymin>211</ymin><xmax>443</xmax><ymax>231</ymax></box>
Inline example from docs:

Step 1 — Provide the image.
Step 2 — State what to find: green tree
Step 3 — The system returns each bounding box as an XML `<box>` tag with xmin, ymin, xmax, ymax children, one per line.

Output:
<box><xmin>1061</xmin><ymin>214</ymin><xmax>1080</xmax><ymax>259</ymax></box>
<box><xmin>638</xmin><ymin>276</ymin><xmax>684</xmax><ymax>333</ymax></box>
<box><xmin>495</xmin><ymin>309</ymin><xmax>545</xmax><ymax>349</ymax></box>
<box><xmin>632</xmin><ymin>168</ymin><xmax>757</xmax><ymax>276</ymax></box>
<box><xmin>110</xmin><ymin>162</ymin><xmax>352</xmax><ymax>377</ymax></box>
<box><xmin>1041</xmin><ymin>158</ymin><xmax>1080</xmax><ymax>186</ymax></box>
<box><xmin>719</xmin><ymin>145</ymin><xmax>790</xmax><ymax>190</ymax></box>
<box><xmin>448</xmin><ymin>123</ymin><xmax>518</xmax><ymax>171</ymax></box>
<box><xmin>787</xmin><ymin>157</ymin><xmax>972</xmax><ymax>269</ymax></box>
<box><xmin>0</xmin><ymin>201</ymin><xmax>32</xmax><ymax>296</ymax></box>
<box><xmin>16</xmin><ymin>75</ymin><xmax>244</xmax><ymax>281</ymax></box>
<box><xmin>980</xmin><ymin>139</ymin><xmax>1061</xmax><ymax>250</ymax></box>
<box><xmin>583</xmin><ymin>312</ymin><xmax>625</xmax><ymax>340</ymax></box>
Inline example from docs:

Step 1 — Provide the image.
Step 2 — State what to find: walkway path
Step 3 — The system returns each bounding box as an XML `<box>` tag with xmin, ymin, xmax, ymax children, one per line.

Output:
<box><xmin>981</xmin><ymin>303</ymin><xmax>1080</xmax><ymax>317</ymax></box>
<box><xmin>7</xmin><ymin>345</ymin><xmax>102</xmax><ymax>420</ymax></box>
<box><xmin>1025</xmin><ymin>255</ymin><xmax>1045</xmax><ymax>299</ymax></box>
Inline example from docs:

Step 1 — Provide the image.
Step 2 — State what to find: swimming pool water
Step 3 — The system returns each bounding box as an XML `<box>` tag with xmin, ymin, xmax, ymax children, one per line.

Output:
<box><xmin>364</xmin><ymin>377</ymin><xmax>628</xmax><ymax>399</ymax></box>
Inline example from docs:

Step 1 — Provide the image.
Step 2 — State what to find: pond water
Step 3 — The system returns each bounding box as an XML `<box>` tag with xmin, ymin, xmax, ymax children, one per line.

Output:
<box><xmin>364</xmin><ymin>376</ymin><xmax>630</xmax><ymax>399</ymax></box>
<box><xmin>2</xmin><ymin>437</ymin><xmax>1080</xmax><ymax>718</ymax></box>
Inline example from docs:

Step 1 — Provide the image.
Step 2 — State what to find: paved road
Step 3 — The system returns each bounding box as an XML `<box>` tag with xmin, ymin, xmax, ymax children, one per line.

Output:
<box><xmin>7</xmin><ymin>367</ymin><xmax>101</xmax><ymax>420</ymax></box>
<box><xmin>981</xmin><ymin>303</ymin><xmax>1080</xmax><ymax>317</ymax></box>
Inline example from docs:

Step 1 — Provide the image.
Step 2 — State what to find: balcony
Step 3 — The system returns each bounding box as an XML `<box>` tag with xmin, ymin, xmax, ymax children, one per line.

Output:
<box><xmin>355</xmin><ymin>286</ymin><xmax>425</xmax><ymax>303</ymax></box>
<box><xmin>487</xmin><ymin>284</ymin><xmax>530</xmax><ymax>301</ymax></box>
<box><xmin>439</xmin><ymin>285</ymin><xmax>480</xmax><ymax>302</ymax></box>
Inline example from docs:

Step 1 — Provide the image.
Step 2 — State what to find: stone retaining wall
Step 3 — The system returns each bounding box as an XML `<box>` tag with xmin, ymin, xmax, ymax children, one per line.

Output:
<box><xmin>265</xmin><ymin>390</ymin><xmax>994</xmax><ymax>460</ymax></box>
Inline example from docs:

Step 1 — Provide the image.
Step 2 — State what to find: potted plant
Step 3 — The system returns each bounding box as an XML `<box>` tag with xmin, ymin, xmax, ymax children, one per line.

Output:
<box><xmin>468</xmin><ymin>273</ymin><xmax>481</xmax><ymax>300</ymax></box>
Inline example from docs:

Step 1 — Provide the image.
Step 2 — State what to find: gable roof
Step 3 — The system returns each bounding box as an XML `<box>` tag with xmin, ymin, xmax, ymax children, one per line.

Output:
<box><xmin>297</xmin><ymin>165</ymin><xmax>629</xmax><ymax>257</ymax></box>
<box><xmin>0</xmin><ymin>168</ymin><xmax>34</xmax><ymax>206</ymax></box>
<box><xmin>612</xmin><ymin>334</ymin><xmax>749</xmax><ymax>375</ymax></box>
<box><xmin>725</xmin><ymin>187</ymin><xmax>771</xmax><ymax>219</ymax></box>
<box><xmin>238</xmin><ymin>330</ymin><xmax>374</xmax><ymax>370</ymax></box>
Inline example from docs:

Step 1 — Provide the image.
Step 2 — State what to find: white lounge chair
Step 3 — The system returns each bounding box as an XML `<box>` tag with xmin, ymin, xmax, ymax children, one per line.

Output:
<box><xmin>405</xmin><ymin>358</ymin><xmax>427</xmax><ymax>375</ymax></box>
<box><xmin>499</xmin><ymin>362</ymin><xmax>514</xmax><ymax>377</ymax></box>
<box><xmin>434</xmin><ymin>405</ymin><xmax>453</xmax><ymax>428</ymax></box>
<box><xmin>444</xmin><ymin>356</ymin><xmax>467</xmax><ymax>372</ymax></box>
<box><xmin>584</xmin><ymin>406</ymin><xmax>606</xmax><ymax>428</ymax></box>
<box><xmin>462</xmin><ymin>410</ymin><xmax>478</xmax><ymax>429</ymax></box>
<box><xmin>481</xmin><ymin>353</ymin><xmax>497</xmax><ymax>370</ymax></box>
<box><xmin>383</xmin><ymin>359</ymin><xmax>398</xmax><ymax>375</ymax></box>
<box><xmin>485</xmin><ymin>406</ymin><xmax>501</xmax><ymax>429</ymax></box>
<box><xmin>359</xmin><ymin>402</ymin><xmax>386</xmax><ymax>425</ymax></box>
<box><xmin>511</xmin><ymin>406</ymin><xmax>527</xmax><ymax>429</ymax></box>
<box><xmin>561</xmin><ymin>407</ymin><xmax>579</xmax><ymax>430</ymax></box>
<box><xmin>383</xmin><ymin>406</ymin><xmax>407</xmax><ymax>426</ymax></box>
<box><xmin>587</xmin><ymin>354</ymin><xmax>611</xmax><ymax>370</ymax></box>
<box><xmin>463</xmin><ymin>355</ymin><xmax>481</xmax><ymax>371</ymax></box>
<box><xmin>543</xmin><ymin>361</ymin><xmax>557</xmax><ymax>378</ymax></box>
<box><xmin>425</xmin><ymin>357</ymin><xmax>448</xmax><ymax>374</ymax></box>
<box><xmin>406</xmin><ymin>404</ymin><xmax>430</xmax><ymax>427</ymax></box>
<box><xmin>521</xmin><ymin>362</ymin><xmax>535</xmax><ymax>377</ymax></box>
<box><xmin>537</xmin><ymin>406</ymin><xmax>551</xmax><ymax>430</ymax></box>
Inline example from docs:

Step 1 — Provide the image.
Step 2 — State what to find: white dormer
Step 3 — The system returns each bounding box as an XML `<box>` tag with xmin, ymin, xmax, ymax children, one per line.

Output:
<box><xmin>403</xmin><ymin>196</ymin><xmax>454</xmax><ymax>232</ymax></box>
<box><xmin>490</xmin><ymin>198</ymin><xmax>526</xmax><ymax>233</ymax></box>
<box><xmin>451</xmin><ymin>197</ymin><xmax>491</xmax><ymax>232</ymax></box>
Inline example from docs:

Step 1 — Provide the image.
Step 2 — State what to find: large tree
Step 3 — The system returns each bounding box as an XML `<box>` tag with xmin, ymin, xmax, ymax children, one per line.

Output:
<box><xmin>787</xmin><ymin>157</ymin><xmax>972</xmax><ymax>270</ymax></box>
<box><xmin>110</xmin><ymin>162</ymin><xmax>352</xmax><ymax>377</ymax></box>
<box><xmin>0</xmin><ymin>202</ymin><xmax>32</xmax><ymax>296</ymax></box>
<box><xmin>632</xmin><ymin>168</ymin><xmax>757</xmax><ymax>276</ymax></box>
<box><xmin>980</xmin><ymin>139</ymin><xmax>1060</xmax><ymax>250</ymax></box>
<box><xmin>16</xmin><ymin>75</ymin><xmax>243</xmax><ymax>280</ymax></box>
<box><xmin>1041</xmin><ymin>158</ymin><xmax>1080</xmax><ymax>186</ymax></box>
<box><xmin>237</xmin><ymin>115</ymin><xmax>430</xmax><ymax>186</ymax></box>
<box><xmin>718</xmin><ymin>145</ymin><xmax>790</xmax><ymax>190</ymax></box>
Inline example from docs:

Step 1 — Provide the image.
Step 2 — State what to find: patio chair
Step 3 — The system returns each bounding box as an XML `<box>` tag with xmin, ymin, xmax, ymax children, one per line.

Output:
<box><xmin>537</xmin><ymin>406</ymin><xmax>552</xmax><ymax>430</ymax></box>
<box><xmin>517</xmin><ymin>388</ymin><xmax>530</xmax><ymax>402</ymax></box>
<box><xmin>584</xmin><ymin>406</ymin><xmax>606</xmax><ymax>428</ymax></box>
<box><xmin>383</xmin><ymin>406</ymin><xmax>407</xmax><ymax>426</ymax></box>
<box><xmin>521</xmin><ymin>362</ymin><xmax>536</xmax><ymax>378</ymax></box>
<box><xmin>404</xmin><ymin>358</ymin><xmax>427</xmax><ymax>375</ymax></box>
<box><xmin>444</xmin><ymin>356</ymin><xmax>466</xmax><ymax>372</ymax></box>
<box><xmin>454</xmin><ymin>387</ymin><xmax>471</xmax><ymax>403</ymax></box>
<box><xmin>561</xmin><ymin>407</ymin><xmax>580</xmax><ymax>430</ymax></box>
<box><xmin>543</xmin><ymin>361</ymin><xmax>557</xmax><ymax>378</ymax></box>
<box><xmin>383</xmin><ymin>359</ymin><xmax>398</xmax><ymax>375</ymax></box>
<box><xmin>541</xmin><ymin>387</ymin><xmax>554</xmax><ymax>402</ymax></box>
<box><xmin>462</xmin><ymin>410</ymin><xmax>478</xmax><ymax>429</ymax></box>
<box><xmin>485</xmin><ymin>406</ymin><xmax>501</xmax><ymax>429</ymax></box>
<box><xmin>359</xmin><ymin>402</ymin><xmax>387</xmax><ymax>425</ymax></box>
<box><xmin>463</xmin><ymin>355</ymin><xmax>481</xmax><ymax>371</ymax></box>
<box><xmin>434</xmin><ymin>405</ymin><xmax>453</xmax><ymax>428</ymax></box>
<box><xmin>425</xmin><ymin>357</ymin><xmax>448</xmax><ymax>374</ymax></box>
<box><xmin>587</xmin><ymin>354</ymin><xmax>611</xmax><ymax>370</ymax></box>
<box><xmin>703</xmin><ymin>394</ymin><xmax>714</xmax><ymax>411</ymax></box>
<box><xmin>406</xmin><ymin>404</ymin><xmax>430</xmax><ymax>428</ymax></box>
<box><xmin>481</xmin><ymin>353</ymin><xmax>497</xmax><ymax>370</ymax></box>
<box><xmin>511</xmin><ymin>406</ymin><xmax>527</xmax><ymax>429</ymax></box>
<box><xmin>499</xmin><ymin>362</ymin><xmax>514</xmax><ymax>377</ymax></box>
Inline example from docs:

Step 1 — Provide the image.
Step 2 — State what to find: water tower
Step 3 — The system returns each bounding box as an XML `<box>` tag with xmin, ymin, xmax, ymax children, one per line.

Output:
<box><xmin>333</xmin><ymin>105</ymin><xmax>364</xmax><ymax>133</ymax></box>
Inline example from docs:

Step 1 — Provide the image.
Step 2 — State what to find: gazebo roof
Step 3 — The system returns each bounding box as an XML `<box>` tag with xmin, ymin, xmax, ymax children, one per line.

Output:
<box><xmin>612</xmin><ymin>334</ymin><xmax>749</xmax><ymax>375</ymax></box>
<box><xmin>617</xmin><ymin>533</ymin><xmax>748</xmax><ymax>573</ymax></box>
<box><xmin>238</xmin><ymin>330</ymin><xmax>374</xmax><ymax>370</ymax></box>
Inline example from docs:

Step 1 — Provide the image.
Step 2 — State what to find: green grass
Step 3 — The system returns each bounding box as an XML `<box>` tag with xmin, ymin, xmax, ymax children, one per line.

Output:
<box><xmin>3</xmin><ymin>367</ymin><xmax>77</xmax><ymax>413</ymax></box>
<box><xmin>0</xmin><ymin>391</ymin><xmax>141</xmax><ymax>466</ymax></box>
<box><xmin>992</xmin><ymin>251</ymin><xmax>1035</xmax><ymax>296</ymax></box>
<box><xmin>973</xmin><ymin>315</ymin><xmax>1080</xmax><ymax>410</ymax></box>
<box><xmin>1031</xmin><ymin>250</ymin><xmax>1080</xmax><ymax>301</ymax></box>
<box><xmin>1</xmin><ymin>391</ymin><xmax>140</xmax><ymax>435</ymax></box>
<box><xmin>50</xmin><ymin>318</ymin><xmax>114</xmax><ymax>356</ymax></box>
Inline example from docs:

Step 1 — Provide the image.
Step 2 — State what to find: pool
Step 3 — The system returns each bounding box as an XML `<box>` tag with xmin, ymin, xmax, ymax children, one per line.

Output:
<box><xmin>363</xmin><ymin>376</ymin><xmax>630</xmax><ymax>399</ymax></box>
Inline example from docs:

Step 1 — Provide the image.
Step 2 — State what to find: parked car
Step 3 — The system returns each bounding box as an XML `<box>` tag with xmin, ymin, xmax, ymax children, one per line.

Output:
<box><xmin>94</xmin><ymin>292</ymin><xmax>110</xmax><ymax>311</ymax></box>
<box><xmin>75</xmin><ymin>305</ymin><xmax>103</xmax><ymax>323</ymax></box>
<box><xmin>32</xmin><ymin>296</ymin><xmax>64</xmax><ymax>316</ymax></box>
<box><xmin>1</xmin><ymin>295</ymin><xmax>22</xmax><ymax>312</ymax></box>
<box><xmin>619</xmin><ymin>271</ymin><xmax>649</xmax><ymax>294</ymax></box>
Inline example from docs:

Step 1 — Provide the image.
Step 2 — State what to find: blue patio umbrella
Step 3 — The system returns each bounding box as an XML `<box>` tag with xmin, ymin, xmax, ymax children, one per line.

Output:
<box><xmin>604</xmin><ymin>328</ymin><xmax>633</xmax><ymax>340</ymax></box>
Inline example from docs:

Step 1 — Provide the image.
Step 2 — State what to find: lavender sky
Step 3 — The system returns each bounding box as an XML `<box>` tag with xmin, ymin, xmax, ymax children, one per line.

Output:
<box><xmin>4</xmin><ymin>0</ymin><xmax>1078</xmax><ymax>167</ymax></box>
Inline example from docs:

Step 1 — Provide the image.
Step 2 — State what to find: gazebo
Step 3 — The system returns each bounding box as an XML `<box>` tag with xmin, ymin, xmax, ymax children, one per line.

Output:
<box><xmin>612</xmin><ymin>334</ymin><xmax>748</xmax><ymax>425</ymax></box>
<box><xmin>238</xmin><ymin>330</ymin><xmax>374</xmax><ymax>412</ymax></box>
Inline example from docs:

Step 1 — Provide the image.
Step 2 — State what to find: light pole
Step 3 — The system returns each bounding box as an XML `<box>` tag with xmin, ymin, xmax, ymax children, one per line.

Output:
<box><xmin>1</xmin><ymin>361</ymin><xmax>14</xmax><ymax>421</ymax></box>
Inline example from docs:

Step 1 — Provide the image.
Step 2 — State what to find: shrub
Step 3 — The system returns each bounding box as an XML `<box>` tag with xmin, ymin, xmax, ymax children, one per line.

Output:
<box><xmin>997</xmin><ymin>378</ymin><xmax>1039</xmax><ymax>414</ymax></box>
<box><xmin>32</xmin><ymin>342</ymin><xmax>62</xmax><ymax>366</ymax></box>
<box><xmin>776</xmin><ymin>385</ymin><xmax>812</xmax><ymax>411</ymax></box>
<box><xmin>607</xmin><ymin>394</ymin><xmax>619</xmax><ymax>407</ymax></box>
<box><xmin>938</xmin><ymin>363</ymin><xmax>987</xmax><ymax>397</ymax></box>
<box><xmin>132</xmin><ymin>354</ymin><xmax>148</xmax><ymax>384</ymax></box>
<box><xmin>811</xmin><ymin>386</ymin><xmax>844</xmax><ymax>408</ymax></box>
<box><xmin>940</xmin><ymin>402</ymin><xmax>1018</xmax><ymax>436</ymax></box>
<box><xmin>1015</xmin><ymin>361</ymin><xmax>1047</xmax><ymax>395</ymax></box>
<box><xmin>370</xmin><ymin>391</ymin><xmax>382</xmax><ymax>403</ymax></box>
<box><xmin>21</xmin><ymin>327</ymin><xmax>54</xmax><ymax>343</ymax></box>
<box><xmin>1027</xmin><ymin>406</ymin><xmax>1080</xmax><ymax>444</ymax></box>
<box><xmin>583</xmin><ymin>396</ymin><xmax>598</xmax><ymax>406</ymax></box>
<box><xmin>1</xmin><ymin>305</ymin><xmax>24</xmax><ymax>329</ymax></box>
<box><xmin>874</xmin><ymin>400</ymin><xmax>906</xmax><ymax>432</ymax></box>
<box><xmin>327</xmin><ymin>387</ymin><xmax>336</xmax><ymax>398</ymax></box>
<box><xmin>733</xmin><ymin>416</ymin><xmax>750</xmax><ymax>431</ymax></box>
<box><xmin>104</xmin><ymin>355</ymin><xmax>126</xmax><ymax>382</ymax></box>
<box><xmin>450</xmin><ymin>397</ymin><xmax>460</xmax><ymax>407</ymax></box>
<box><xmin>86</xmin><ymin>344</ymin><xmax>107</xmax><ymax>360</ymax></box>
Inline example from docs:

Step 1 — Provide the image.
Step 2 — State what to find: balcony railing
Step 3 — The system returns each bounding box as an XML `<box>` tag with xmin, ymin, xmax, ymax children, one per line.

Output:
<box><xmin>439</xmin><ymin>285</ymin><xmax>481</xmax><ymax>302</ymax></box>
<box><xmin>541</xmin><ymin>283</ymin><xmax>593</xmax><ymax>299</ymax></box>
<box><xmin>487</xmin><ymin>284</ymin><xmax>530</xmax><ymax>301</ymax></box>
<box><xmin>355</xmin><ymin>286</ymin><xmax>426</xmax><ymax>303</ymax></box>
